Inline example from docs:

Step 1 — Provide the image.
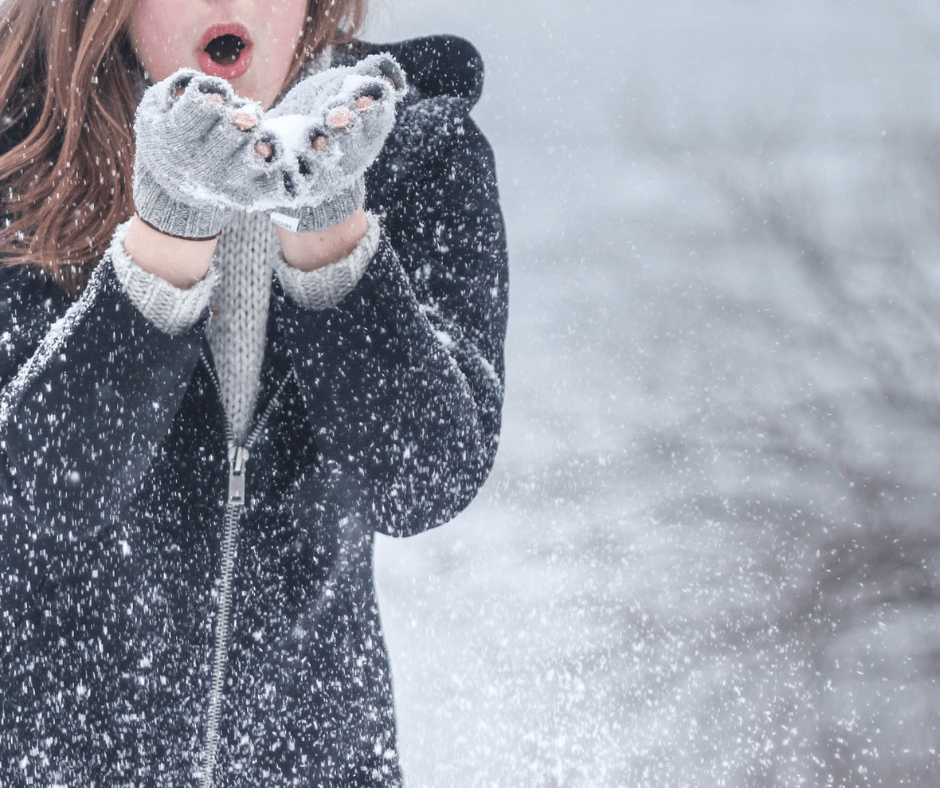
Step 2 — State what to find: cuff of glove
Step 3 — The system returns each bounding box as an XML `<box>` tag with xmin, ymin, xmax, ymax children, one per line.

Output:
<box><xmin>110</xmin><ymin>219</ymin><xmax>219</xmax><ymax>336</ymax></box>
<box><xmin>134</xmin><ymin>167</ymin><xmax>234</xmax><ymax>240</ymax></box>
<box><xmin>267</xmin><ymin>179</ymin><xmax>365</xmax><ymax>235</ymax></box>
<box><xmin>270</xmin><ymin>211</ymin><xmax>379</xmax><ymax>309</ymax></box>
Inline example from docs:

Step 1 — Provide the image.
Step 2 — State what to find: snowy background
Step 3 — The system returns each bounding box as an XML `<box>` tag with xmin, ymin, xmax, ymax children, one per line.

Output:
<box><xmin>368</xmin><ymin>1</ymin><xmax>940</xmax><ymax>786</ymax></box>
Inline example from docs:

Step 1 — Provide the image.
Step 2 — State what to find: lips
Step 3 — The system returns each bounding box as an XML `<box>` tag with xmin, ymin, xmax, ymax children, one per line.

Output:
<box><xmin>197</xmin><ymin>24</ymin><xmax>253</xmax><ymax>80</ymax></box>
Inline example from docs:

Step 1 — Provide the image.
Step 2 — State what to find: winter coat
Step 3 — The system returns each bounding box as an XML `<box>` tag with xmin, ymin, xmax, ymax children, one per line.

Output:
<box><xmin>0</xmin><ymin>35</ymin><xmax>508</xmax><ymax>788</ymax></box>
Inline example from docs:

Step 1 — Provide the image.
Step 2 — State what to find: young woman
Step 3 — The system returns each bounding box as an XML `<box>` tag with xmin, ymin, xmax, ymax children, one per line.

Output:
<box><xmin>0</xmin><ymin>0</ymin><xmax>508</xmax><ymax>785</ymax></box>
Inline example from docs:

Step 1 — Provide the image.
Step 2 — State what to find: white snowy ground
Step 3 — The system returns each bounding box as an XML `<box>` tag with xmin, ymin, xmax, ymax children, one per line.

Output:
<box><xmin>369</xmin><ymin>1</ymin><xmax>940</xmax><ymax>785</ymax></box>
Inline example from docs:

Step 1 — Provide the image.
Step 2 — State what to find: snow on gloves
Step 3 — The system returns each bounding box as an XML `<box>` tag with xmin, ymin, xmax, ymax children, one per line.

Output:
<box><xmin>132</xmin><ymin>55</ymin><xmax>407</xmax><ymax>239</ymax></box>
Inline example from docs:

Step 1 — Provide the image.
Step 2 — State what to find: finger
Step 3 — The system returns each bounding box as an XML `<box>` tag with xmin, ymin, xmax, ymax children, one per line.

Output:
<box><xmin>327</xmin><ymin>107</ymin><xmax>353</xmax><ymax>130</ymax></box>
<box><xmin>355</xmin><ymin>54</ymin><xmax>406</xmax><ymax>94</ymax></box>
<box><xmin>255</xmin><ymin>140</ymin><xmax>274</xmax><ymax>160</ymax></box>
<box><xmin>233</xmin><ymin>110</ymin><xmax>258</xmax><ymax>131</ymax></box>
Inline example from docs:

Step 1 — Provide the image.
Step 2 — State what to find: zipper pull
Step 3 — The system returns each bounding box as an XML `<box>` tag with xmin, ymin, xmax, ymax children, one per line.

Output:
<box><xmin>228</xmin><ymin>445</ymin><xmax>249</xmax><ymax>507</ymax></box>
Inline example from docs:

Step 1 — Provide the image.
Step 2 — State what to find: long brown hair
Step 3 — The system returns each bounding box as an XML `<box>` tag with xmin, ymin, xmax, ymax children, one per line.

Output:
<box><xmin>0</xmin><ymin>0</ymin><xmax>368</xmax><ymax>296</ymax></box>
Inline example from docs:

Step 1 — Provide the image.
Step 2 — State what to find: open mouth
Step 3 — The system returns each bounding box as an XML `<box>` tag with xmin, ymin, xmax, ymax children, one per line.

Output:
<box><xmin>205</xmin><ymin>34</ymin><xmax>246</xmax><ymax>66</ymax></box>
<box><xmin>198</xmin><ymin>24</ymin><xmax>253</xmax><ymax>80</ymax></box>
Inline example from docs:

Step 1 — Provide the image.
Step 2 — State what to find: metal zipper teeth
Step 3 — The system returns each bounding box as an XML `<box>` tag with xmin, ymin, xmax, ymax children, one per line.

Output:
<box><xmin>198</xmin><ymin>349</ymin><xmax>293</xmax><ymax>788</ymax></box>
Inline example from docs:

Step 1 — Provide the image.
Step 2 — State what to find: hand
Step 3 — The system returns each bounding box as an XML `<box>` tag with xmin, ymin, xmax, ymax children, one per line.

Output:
<box><xmin>132</xmin><ymin>69</ymin><xmax>272</xmax><ymax>239</ymax></box>
<box><xmin>255</xmin><ymin>54</ymin><xmax>407</xmax><ymax>234</ymax></box>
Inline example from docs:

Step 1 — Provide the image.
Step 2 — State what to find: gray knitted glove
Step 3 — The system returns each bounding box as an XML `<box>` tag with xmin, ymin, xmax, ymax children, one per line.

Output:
<box><xmin>256</xmin><ymin>54</ymin><xmax>407</xmax><ymax>234</ymax></box>
<box><xmin>133</xmin><ymin>57</ymin><xmax>405</xmax><ymax>239</ymax></box>
<box><xmin>133</xmin><ymin>70</ymin><xmax>276</xmax><ymax>239</ymax></box>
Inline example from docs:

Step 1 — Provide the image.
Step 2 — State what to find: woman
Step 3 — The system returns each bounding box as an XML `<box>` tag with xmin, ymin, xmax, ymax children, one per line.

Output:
<box><xmin>0</xmin><ymin>0</ymin><xmax>508</xmax><ymax>784</ymax></box>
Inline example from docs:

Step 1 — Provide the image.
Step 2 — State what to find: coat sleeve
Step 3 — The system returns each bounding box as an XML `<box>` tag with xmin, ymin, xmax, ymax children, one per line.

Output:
<box><xmin>273</xmin><ymin>109</ymin><xmax>509</xmax><ymax>537</ymax></box>
<box><xmin>0</xmin><ymin>258</ymin><xmax>208</xmax><ymax>537</ymax></box>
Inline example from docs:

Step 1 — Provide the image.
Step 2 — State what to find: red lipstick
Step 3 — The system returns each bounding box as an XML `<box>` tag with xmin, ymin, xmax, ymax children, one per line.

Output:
<box><xmin>197</xmin><ymin>24</ymin><xmax>253</xmax><ymax>81</ymax></box>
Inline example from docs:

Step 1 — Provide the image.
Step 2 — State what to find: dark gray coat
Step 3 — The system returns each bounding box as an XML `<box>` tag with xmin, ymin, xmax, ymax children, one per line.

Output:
<box><xmin>0</xmin><ymin>35</ymin><xmax>507</xmax><ymax>787</ymax></box>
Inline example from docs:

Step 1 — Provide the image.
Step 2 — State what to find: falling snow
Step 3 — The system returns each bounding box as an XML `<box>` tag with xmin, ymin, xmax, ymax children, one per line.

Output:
<box><xmin>0</xmin><ymin>0</ymin><xmax>937</xmax><ymax>784</ymax></box>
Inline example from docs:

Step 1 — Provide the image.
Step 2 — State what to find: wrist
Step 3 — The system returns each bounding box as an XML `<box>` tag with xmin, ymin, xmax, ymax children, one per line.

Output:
<box><xmin>276</xmin><ymin>208</ymin><xmax>369</xmax><ymax>272</ymax></box>
<box><xmin>124</xmin><ymin>214</ymin><xmax>218</xmax><ymax>289</ymax></box>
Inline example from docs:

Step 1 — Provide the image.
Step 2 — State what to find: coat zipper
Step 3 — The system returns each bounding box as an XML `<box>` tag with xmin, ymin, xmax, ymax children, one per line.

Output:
<box><xmin>199</xmin><ymin>349</ymin><xmax>293</xmax><ymax>788</ymax></box>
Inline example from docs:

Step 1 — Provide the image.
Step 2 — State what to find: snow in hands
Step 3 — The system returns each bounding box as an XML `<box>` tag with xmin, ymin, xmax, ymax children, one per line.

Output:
<box><xmin>133</xmin><ymin>54</ymin><xmax>406</xmax><ymax>237</ymax></box>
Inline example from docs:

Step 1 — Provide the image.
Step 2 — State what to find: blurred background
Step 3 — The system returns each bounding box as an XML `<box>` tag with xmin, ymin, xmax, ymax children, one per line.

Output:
<box><xmin>367</xmin><ymin>1</ymin><xmax>940</xmax><ymax>785</ymax></box>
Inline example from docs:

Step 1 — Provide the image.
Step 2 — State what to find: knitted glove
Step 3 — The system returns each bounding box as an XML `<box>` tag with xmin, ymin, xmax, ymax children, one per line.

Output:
<box><xmin>133</xmin><ymin>57</ymin><xmax>405</xmax><ymax>239</ymax></box>
<box><xmin>133</xmin><ymin>70</ymin><xmax>277</xmax><ymax>239</ymax></box>
<box><xmin>255</xmin><ymin>54</ymin><xmax>407</xmax><ymax>233</ymax></box>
